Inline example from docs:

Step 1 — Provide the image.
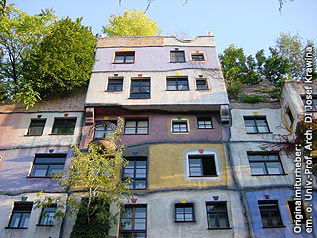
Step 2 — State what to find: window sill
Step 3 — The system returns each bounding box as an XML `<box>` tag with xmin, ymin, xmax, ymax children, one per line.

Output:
<box><xmin>128</xmin><ymin>97</ymin><xmax>151</xmax><ymax>99</ymax></box>
<box><xmin>197</xmin><ymin>128</ymin><xmax>213</xmax><ymax>129</ymax></box>
<box><xmin>246</xmin><ymin>132</ymin><xmax>272</xmax><ymax>134</ymax></box>
<box><xmin>5</xmin><ymin>227</ymin><xmax>28</xmax><ymax>229</ymax></box>
<box><xmin>196</xmin><ymin>89</ymin><xmax>209</xmax><ymax>91</ymax></box>
<box><xmin>49</xmin><ymin>133</ymin><xmax>74</xmax><ymax>135</ymax></box>
<box><xmin>27</xmin><ymin>176</ymin><xmax>61</xmax><ymax>178</ymax></box>
<box><xmin>24</xmin><ymin>134</ymin><xmax>43</xmax><ymax>137</ymax></box>
<box><xmin>166</xmin><ymin>90</ymin><xmax>190</xmax><ymax>91</ymax></box>
<box><xmin>251</xmin><ymin>173</ymin><xmax>288</xmax><ymax>176</ymax></box>
<box><xmin>36</xmin><ymin>224</ymin><xmax>54</xmax><ymax>227</ymax></box>
<box><xmin>169</xmin><ymin>61</ymin><xmax>186</xmax><ymax>63</ymax></box>
<box><xmin>262</xmin><ymin>225</ymin><xmax>286</xmax><ymax>228</ymax></box>
<box><xmin>207</xmin><ymin>227</ymin><xmax>232</xmax><ymax>230</ymax></box>
<box><xmin>112</xmin><ymin>62</ymin><xmax>135</xmax><ymax>64</ymax></box>
<box><xmin>189</xmin><ymin>175</ymin><xmax>218</xmax><ymax>178</ymax></box>
<box><xmin>172</xmin><ymin>132</ymin><xmax>190</xmax><ymax>134</ymax></box>
<box><xmin>123</xmin><ymin>134</ymin><xmax>149</xmax><ymax>135</ymax></box>
<box><xmin>175</xmin><ymin>220</ymin><xmax>196</xmax><ymax>223</ymax></box>
<box><xmin>106</xmin><ymin>90</ymin><xmax>123</xmax><ymax>92</ymax></box>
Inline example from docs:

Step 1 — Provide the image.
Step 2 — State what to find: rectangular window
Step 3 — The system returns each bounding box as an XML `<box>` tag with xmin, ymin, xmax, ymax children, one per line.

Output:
<box><xmin>244</xmin><ymin>116</ymin><xmax>270</xmax><ymax>133</ymax></box>
<box><xmin>107</xmin><ymin>78</ymin><xmax>123</xmax><ymax>91</ymax></box>
<box><xmin>248</xmin><ymin>152</ymin><xmax>284</xmax><ymax>175</ymax></box>
<box><xmin>114</xmin><ymin>52</ymin><xmax>135</xmax><ymax>64</ymax></box>
<box><xmin>27</xmin><ymin>119</ymin><xmax>46</xmax><ymax>136</ymax></box>
<box><xmin>52</xmin><ymin>118</ymin><xmax>76</xmax><ymax>135</ymax></box>
<box><xmin>191</xmin><ymin>53</ymin><xmax>205</xmax><ymax>61</ymax></box>
<box><xmin>258</xmin><ymin>200</ymin><xmax>283</xmax><ymax>227</ymax></box>
<box><xmin>175</xmin><ymin>203</ymin><xmax>195</xmax><ymax>222</ymax></box>
<box><xmin>124</xmin><ymin>118</ymin><xmax>149</xmax><ymax>134</ymax></box>
<box><xmin>166</xmin><ymin>77</ymin><xmax>189</xmax><ymax>91</ymax></box>
<box><xmin>39</xmin><ymin>205</ymin><xmax>56</xmax><ymax>226</ymax></box>
<box><xmin>302</xmin><ymin>96</ymin><xmax>317</xmax><ymax>111</ymax></box>
<box><xmin>130</xmin><ymin>79</ymin><xmax>150</xmax><ymax>99</ymax></box>
<box><xmin>94</xmin><ymin>121</ymin><xmax>117</xmax><ymax>139</ymax></box>
<box><xmin>196</xmin><ymin>79</ymin><xmax>208</xmax><ymax>90</ymax></box>
<box><xmin>197</xmin><ymin>117</ymin><xmax>212</xmax><ymax>129</ymax></box>
<box><xmin>172</xmin><ymin>120</ymin><xmax>189</xmax><ymax>133</ymax></box>
<box><xmin>189</xmin><ymin>155</ymin><xmax>217</xmax><ymax>177</ymax></box>
<box><xmin>170</xmin><ymin>50</ymin><xmax>185</xmax><ymax>63</ymax></box>
<box><xmin>123</xmin><ymin>158</ymin><xmax>147</xmax><ymax>189</ymax></box>
<box><xmin>8</xmin><ymin>202</ymin><xmax>33</xmax><ymax>228</ymax></box>
<box><xmin>206</xmin><ymin>202</ymin><xmax>230</xmax><ymax>229</ymax></box>
<box><xmin>288</xmin><ymin>201</ymin><xmax>307</xmax><ymax>224</ymax></box>
<box><xmin>286</xmin><ymin>106</ymin><xmax>294</xmax><ymax>128</ymax></box>
<box><xmin>30</xmin><ymin>154</ymin><xmax>66</xmax><ymax>177</ymax></box>
<box><xmin>120</xmin><ymin>205</ymin><xmax>147</xmax><ymax>238</ymax></box>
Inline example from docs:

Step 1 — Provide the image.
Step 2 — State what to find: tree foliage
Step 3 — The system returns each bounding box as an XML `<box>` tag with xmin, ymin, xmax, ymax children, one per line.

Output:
<box><xmin>102</xmin><ymin>9</ymin><xmax>159</xmax><ymax>36</ymax></box>
<box><xmin>24</xmin><ymin>17</ymin><xmax>96</xmax><ymax>98</ymax></box>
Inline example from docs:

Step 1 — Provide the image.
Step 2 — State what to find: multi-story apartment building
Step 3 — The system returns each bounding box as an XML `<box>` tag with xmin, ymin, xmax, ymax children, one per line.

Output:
<box><xmin>77</xmin><ymin>34</ymin><xmax>249</xmax><ymax>238</ymax></box>
<box><xmin>0</xmin><ymin>90</ymin><xmax>86</xmax><ymax>238</ymax></box>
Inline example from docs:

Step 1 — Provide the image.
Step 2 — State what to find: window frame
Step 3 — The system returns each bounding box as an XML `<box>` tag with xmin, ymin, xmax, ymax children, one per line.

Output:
<box><xmin>29</xmin><ymin>153</ymin><xmax>67</xmax><ymax>178</ymax></box>
<box><xmin>197</xmin><ymin>117</ymin><xmax>213</xmax><ymax>129</ymax></box>
<box><xmin>196</xmin><ymin>79</ymin><xmax>208</xmax><ymax>90</ymax></box>
<box><xmin>129</xmin><ymin>78</ymin><xmax>151</xmax><ymax>99</ymax></box>
<box><xmin>119</xmin><ymin>204</ymin><xmax>147</xmax><ymax>238</ymax></box>
<box><xmin>174</xmin><ymin>203</ymin><xmax>195</xmax><ymax>223</ymax></box>
<box><xmin>191</xmin><ymin>52</ymin><xmax>205</xmax><ymax>62</ymax></box>
<box><xmin>51</xmin><ymin>118</ymin><xmax>77</xmax><ymax>135</ymax></box>
<box><xmin>243</xmin><ymin>116</ymin><xmax>271</xmax><ymax>134</ymax></box>
<box><xmin>114</xmin><ymin>51</ymin><xmax>135</xmax><ymax>64</ymax></box>
<box><xmin>38</xmin><ymin>204</ymin><xmax>57</xmax><ymax>226</ymax></box>
<box><xmin>166</xmin><ymin>77</ymin><xmax>189</xmax><ymax>91</ymax></box>
<box><xmin>94</xmin><ymin>120</ymin><xmax>117</xmax><ymax>139</ymax></box>
<box><xmin>27</xmin><ymin>119</ymin><xmax>46</xmax><ymax>136</ymax></box>
<box><xmin>258</xmin><ymin>200</ymin><xmax>284</xmax><ymax>228</ymax></box>
<box><xmin>206</xmin><ymin>201</ymin><xmax>230</xmax><ymax>229</ymax></box>
<box><xmin>171</xmin><ymin>120</ymin><xmax>189</xmax><ymax>134</ymax></box>
<box><xmin>122</xmin><ymin>157</ymin><xmax>147</xmax><ymax>190</ymax></box>
<box><xmin>188</xmin><ymin>155</ymin><xmax>217</xmax><ymax>177</ymax></box>
<box><xmin>247</xmin><ymin>152</ymin><xmax>285</xmax><ymax>176</ymax></box>
<box><xmin>7</xmin><ymin>202</ymin><xmax>33</xmax><ymax>229</ymax></box>
<box><xmin>124</xmin><ymin>118</ymin><xmax>149</xmax><ymax>135</ymax></box>
<box><xmin>170</xmin><ymin>50</ymin><xmax>186</xmax><ymax>63</ymax></box>
<box><xmin>107</xmin><ymin>78</ymin><xmax>124</xmax><ymax>92</ymax></box>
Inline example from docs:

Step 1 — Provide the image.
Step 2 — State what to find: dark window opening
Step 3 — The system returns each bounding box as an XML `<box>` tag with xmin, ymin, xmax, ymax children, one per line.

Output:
<box><xmin>30</xmin><ymin>154</ymin><xmax>66</xmax><ymax>177</ymax></box>
<box><xmin>114</xmin><ymin>52</ymin><xmax>135</xmax><ymax>64</ymax></box>
<box><xmin>130</xmin><ymin>79</ymin><xmax>150</xmax><ymax>99</ymax></box>
<box><xmin>8</xmin><ymin>202</ymin><xmax>33</xmax><ymax>228</ymax></box>
<box><xmin>206</xmin><ymin>202</ymin><xmax>230</xmax><ymax>229</ymax></box>
<box><xmin>167</xmin><ymin>77</ymin><xmax>189</xmax><ymax>91</ymax></box>
<box><xmin>197</xmin><ymin>117</ymin><xmax>212</xmax><ymax>129</ymax></box>
<box><xmin>122</xmin><ymin>158</ymin><xmax>147</xmax><ymax>189</ymax></box>
<box><xmin>175</xmin><ymin>203</ymin><xmax>195</xmax><ymax>222</ymax></box>
<box><xmin>244</xmin><ymin>116</ymin><xmax>270</xmax><ymax>133</ymax></box>
<box><xmin>120</xmin><ymin>205</ymin><xmax>147</xmax><ymax>238</ymax></box>
<box><xmin>189</xmin><ymin>155</ymin><xmax>217</xmax><ymax>177</ymax></box>
<box><xmin>196</xmin><ymin>79</ymin><xmax>208</xmax><ymax>90</ymax></box>
<box><xmin>288</xmin><ymin>201</ymin><xmax>307</xmax><ymax>224</ymax></box>
<box><xmin>191</xmin><ymin>53</ymin><xmax>205</xmax><ymax>61</ymax></box>
<box><xmin>107</xmin><ymin>78</ymin><xmax>123</xmax><ymax>91</ymax></box>
<box><xmin>258</xmin><ymin>200</ymin><xmax>283</xmax><ymax>227</ymax></box>
<box><xmin>52</xmin><ymin>118</ymin><xmax>76</xmax><ymax>135</ymax></box>
<box><xmin>170</xmin><ymin>51</ymin><xmax>185</xmax><ymax>63</ymax></box>
<box><xmin>27</xmin><ymin>119</ymin><xmax>46</xmax><ymax>136</ymax></box>
<box><xmin>248</xmin><ymin>152</ymin><xmax>284</xmax><ymax>175</ymax></box>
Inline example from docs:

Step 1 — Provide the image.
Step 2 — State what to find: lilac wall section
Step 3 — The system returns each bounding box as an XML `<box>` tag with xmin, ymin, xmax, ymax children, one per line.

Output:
<box><xmin>93</xmin><ymin>46</ymin><xmax>220</xmax><ymax>72</ymax></box>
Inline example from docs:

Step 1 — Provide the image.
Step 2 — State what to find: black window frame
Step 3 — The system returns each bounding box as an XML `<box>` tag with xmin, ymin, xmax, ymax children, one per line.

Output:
<box><xmin>7</xmin><ymin>202</ymin><xmax>33</xmax><ymax>229</ymax></box>
<box><xmin>287</xmin><ymin>200</ymin><xmax>307</xmax><ymax>224</ymax></box>
<box><xmin>170</xmin><ymin>50</ymin><xmax>185</xmax><ymax>63</ymax></box>
<box><xmin>175</xmin><ymin>203</ymin><xmax>195</xmax><ymax>222</ymax></box>
<box><xmin>188</xmin><ymin>155</ymin><xmax>217</xmax><ymax>177</ymax></box>
<box><xmin>172</xmin><ymin>120</ymin><xmax>189</xmax><ymax>133</ymax></box>
<box><xmin>38</xmin><ymin>204</ymin><xmax>57</xmax><ymax>226</ymax></box>
<box><xmin>130</xmin><ymin>78</ymin><xmax>151</xmax><ymax>99</ymax></box>
<box><xmin>119</xmin><ymin>204</ymin><xmax>147</xmax><ymax>238</ymax></box>
<box><xmin>197</xmin><ymin>117</ymin><xmax>213</xmax><ymax>129</ymax></box>
<box><xmin>27</xmin><ymin>119</ymin><xmax>46</xmax><ymax>136</ymax></box>
<box><xmin>114</xmin><ymin>51</ymin><xmax>135</xmax><ymax>64</ymax></box>
<box><xmin>94</xmin><ymin>120</ymin><xmax>117</xmax><ymax>139</ymax></box>
<box><xmin>107</xmin><ymin>78</ymin><xmax>124</xmax><ymax>92</ymax></box>
<box><xmin>243</xmin><ymin>116</ymin><xmax>270</xmax><ymax>134</ymax></box>
<box><xmin>124</xmin><ymin>118</ymin><xmax>149</xmax><ymax>135</ymax></box>
<box><xmin>258</xmin><ymin>200</ymin><xmax>284</xmax><ymax>228</ymax></box>
<box><xmin>196</xmin><ymin>79</ymin><xmax>208</xmax><ymax>90</ymax></box>
<box><xmin>51</xmin><ymin>118</ymin><xmax>77</xmax><ymax>135</ymax></box>
<box><xmin>166</xmin><ymin>77</ymin><xmax>189</xmax><ymax>91</ymax></box>
<box><xmin>206</xmin><ymin>201</ymin><xmax>230</xmax><ymax>229</ymax></box>
<box><xmin>122</xmin><ymin>157</ymin><xmax>147</xmax><ymax>190</ymax></box>
<box><xmin>191</xmin><ymin>53</ymin><xmax>205</xmax><ymax>61</ymax></box>
<box><xmin>30</xmin><ymin>153</ymin><xmax>67</xmax><ymax>178</ymax></box>
<box><xmin>247</xmin><ymin>152</ymin><xmax>285</xmax><ymax>176</ymax></box>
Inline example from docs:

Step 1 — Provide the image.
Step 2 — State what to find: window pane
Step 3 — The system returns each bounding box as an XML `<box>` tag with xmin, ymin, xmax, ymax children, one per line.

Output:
<box><xmin>135</xmin><ymin>208</ymin><xmax>146</xmax><ymax>218</ymax></box>
<box><xmin>121</xmin><ymin>218</ymin><xmax>132</xmax><ymax>230</ymax></box>
<box><xmin>250</xmin><ymin>163</ymin><xmax>266</xmax><ymax>175</ymax></box>
<box><xmin>125</xmin><ymin>128</ymin><xmax>136</xmax><ymax>134</ymax></box>
<box><xmin>137</xmin><ymin>128</ymin><xmax>148</xmax><ymax>134</ymax></box>
<box><xmin>32</xmin><ymin>165</ymin><xmax>48</xmax><ymax>176</ymax></box>
<box><xmin>137</xmin><ymin>121</ymin><xmax>148</xmax><ymax>127</ymax></box>
<box><xmin>115</xmin><ymin>55</ymin><xmax>124</xmax><ymax>63</ymax></box>
<box><xmin>178</xmin><ymin>80</ymin><xmax>188</xmax><ymax>90</ymax></box>
<box><xmin>20</xmin><ymin>213</ymin><xmax>30</xmax><ymax>228</ymax></box>
<box><xmin>134</xmin><ymin>233</ymin><xmax>146</xmax><ymax>238</ymax></box>
<box><xmin>9</xmin><ymin>213</ymin><xmax>21</xmax><ymax>228</ymax></box>
<box><xmin>184</xmin><ymin>213</ymin><xmax>193</xmax><ymax>221</ymax></box>
<box><xmin>120</xmin><ymin>233</ymin><xmax>132</xmax><ymax>238</ymax></box>
<box><xmin>47</xmin><ymin>165</ymin><xmax>64</xmax><ymax>176</ymax></box>
<box><xmin>167</xmin><ymin>80</ymin><xmax>177</xmax><ymax>90</ymax></box>
<box><xmin>125</xmin><ymin>55</ymin><xmax>134</xmax><ymax>63</ymax></box>
<box><xmin>267</xmin><ymin>162</ymin><xmax>283</xmax><ymax>174</ymax></box>
<box><xmin>135</xmin><ymin>180</ymin><xmax>146</xmax><ymax>189</ymax></box>
<box><xmin>134</xmin><ymin>218</ymin><xmax>146</xmax><ymax>230</ymax></box>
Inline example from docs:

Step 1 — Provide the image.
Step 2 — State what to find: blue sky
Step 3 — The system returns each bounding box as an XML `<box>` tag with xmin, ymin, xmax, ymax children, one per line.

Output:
<box><xmin>12</xmin><ymin>0</ymin><xmax>317</xmax><ymax>56</ymax></box>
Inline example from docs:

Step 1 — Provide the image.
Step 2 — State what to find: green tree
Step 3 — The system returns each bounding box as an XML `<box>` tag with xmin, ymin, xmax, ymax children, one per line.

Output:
<box><xmin>24</xmin><ymin>17</ymin><xmax>96</xmax><ymax>99</ymax></box>
<box><xmin>0</xmin><ymin>3</ymin><xmax>56</xmax><ymax>106</ymax></box>
<box><xmin>102</xmin><ymin>9</ymin><xmax>159</xmax><ymax>36</ymax></box>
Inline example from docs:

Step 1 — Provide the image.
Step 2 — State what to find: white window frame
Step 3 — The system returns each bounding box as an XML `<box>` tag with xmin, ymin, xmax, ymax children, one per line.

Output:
<box><xmin>171</xmin><ymin>119</ymin><xmax>190</xmax><ymax>134</ymax></box>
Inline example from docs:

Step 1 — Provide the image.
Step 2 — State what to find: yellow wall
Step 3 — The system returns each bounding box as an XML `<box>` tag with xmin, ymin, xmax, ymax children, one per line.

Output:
<box><xmin>148</xmin><ymin>144</ymin><xmax>228</xmax><ymax>190</ymax></box>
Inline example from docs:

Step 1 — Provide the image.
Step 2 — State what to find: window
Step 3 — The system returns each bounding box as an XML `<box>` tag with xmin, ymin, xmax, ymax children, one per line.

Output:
<box><xmin>170</xmin><ymin>50</ymin><xmax>185</xmax><ymax>63</ymax></box>
<box><xmin>287</xmin><ymin>201</ymin><xmax>307</xmax><ymax>224</ymax></box>
<box><xmin>302</xmin><ymin>95</ymin><xmax>317</xmax><ymax>111</ymax></box>
<box><xmin>94</xmin><ymin>121</ymin><xmax>117</xmax><ymax>139</ymax></box>
<box><xmin>166</xmin><ymin>77</ymin><xmax>189</xmax><ymax>91</ymax></box>
<box><xmin>30</xmin><ymin>154</ymin><xmax>66</xmax><ymax>177</ymax></box>
<box><xmin>189</xmin><ymin>155</ymin><xmax>217</xmax><ymax>177</ymax></box>
<box><xmin>8</xmin><ymin>202</ymin><xmax>33</xmax><ymax>228</ymax></box>
<box><xmin>120</xmin><ymin>205</ymin><xmax>147</xmax><ymax>238</ymax></box>
<box><xmin>258</xmin><ymin>200</ymin><xmax>283</xmax><ymax>227</ymax></box>
<box><xmin>107</xmin><ymin>78</ymin><xmax>123</xmax><ymax>91</ymax></box>
<box><xmin>197</xmin><ymin>117</ymin><xmax>212</xmax><ymax>129</ymax></box>
<box><xmin>123</xmin><ymin>158</ymin><xmax>147</xmax><ymax>189</ymax></box>
<box><xmin>130</xmin><ymin>79</ymin><xmax>150</xmax><ymax>99</ymax></box>
<box><xmin>248</xmin><ymin>152</ymin><xmax>284</xmax><ymax>175</ymax></box>
<box><xmin>191</xmin><ymin>53</ymin><xmax>205</xmax><ymax>61</ymax></box>
<box><xmin>52</xmin><ymin>118</ymin><xmax>76</xmax><ymax>135</ymax></box>
<box><xmin>39</xmin><ymin>205</ymin><xmax>56</xmax><ymax>226</ymax></box>
<box><xmin>124</xmin><ymin>118</ymin><xmax>149</xmax><ymax>134</ymax></box>
<box><xmin>196</xmin><ymin>79</ymin><xmax>208</xmax><ymax>90</ymax></box>
<box><xmin>114</xmin><ymin>52</ymin><xmax>135</xmax><ymax>64</ymax></box>
<box><xmin>27</xmin><ymin>119</ymin><xmax>46</xmax><ymax>136</ymax></box>
<box><xmin>286</xmin><ymin>106</ymin><xmax>294</xmax><ymax>128</ymax></box>
<box><xmin>206</xmin><ymin>202</ymin><xmax>230</xmax><ymax>229</ymax></box>
<box><xmin>175</xmin><ymin>203</ymin><xmax>195</xmax><ymax>222</ymax></box>
<box><xmin>244</xmin><ymin>116</ymin><xmax>270</xmax><ymax>133</ymax></box>
<box><xmin>172</xmin><ymin>120</ymin><xmax>189</xmax><ymax>133</ymax></box>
